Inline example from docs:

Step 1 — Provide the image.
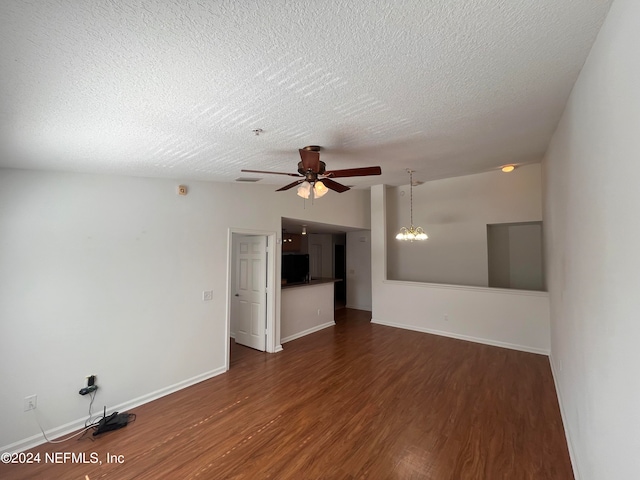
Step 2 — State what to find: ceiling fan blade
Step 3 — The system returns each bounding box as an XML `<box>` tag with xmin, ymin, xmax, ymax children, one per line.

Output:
<box><xmin>324</xmin><ymin>166</ymin><xmax>382</xmax><ymax>178</ymax></box>
<box><xmin>276</xmin><ymin>179</ymin><xmax>304</xmax><ymax>191</ymax></box>
<box><xmin>241</xmin><ymin>169</ymin><xmax>301</xmax><ymax>177</ymax></box>
<box><xmin>299</xmin><ymin>149</ymin><xmax>320</xmax><ymax>172</ymax></box>
<box><xmin>319</xmin><ymin>178</ymin><xmax>350</xmax><ymax>193</ymax></box>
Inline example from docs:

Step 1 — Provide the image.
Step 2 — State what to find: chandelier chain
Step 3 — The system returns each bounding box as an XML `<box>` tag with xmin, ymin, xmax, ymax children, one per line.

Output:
<box><xmin>409</xmin><ymin>170</ymin><xmax>414</xmax><ymax>226</ymax></box>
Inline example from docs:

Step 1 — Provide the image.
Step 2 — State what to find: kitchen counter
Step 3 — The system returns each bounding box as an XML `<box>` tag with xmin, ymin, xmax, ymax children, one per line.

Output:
<box><xmin>281</xmin><ymin>277</ymin><xmax>342</xmax><ymax>289</ymax></box>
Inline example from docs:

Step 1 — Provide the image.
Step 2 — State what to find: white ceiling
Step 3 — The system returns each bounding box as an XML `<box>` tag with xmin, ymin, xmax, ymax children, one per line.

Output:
<box><xmin>0</xmin><ymin>0</ymin><xmax>612</xmax><ymax>188</ymax></box>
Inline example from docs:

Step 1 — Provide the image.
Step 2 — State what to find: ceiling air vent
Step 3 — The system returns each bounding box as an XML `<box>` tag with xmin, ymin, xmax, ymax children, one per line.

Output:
<box><xmin>235</xmin><ymin>177</ymin><xmax>262</xmax><ymax>182</ymax></box>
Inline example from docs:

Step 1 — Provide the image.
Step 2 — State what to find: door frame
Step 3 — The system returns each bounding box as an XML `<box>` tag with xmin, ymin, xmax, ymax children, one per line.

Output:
<box><xmin>226</xmin><ymin>228</ymin><xmax>278</xmax><ymax>370</ymax></box>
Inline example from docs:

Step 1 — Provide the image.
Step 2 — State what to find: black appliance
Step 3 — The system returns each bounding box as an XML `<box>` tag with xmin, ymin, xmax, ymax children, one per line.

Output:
<box><xmin>282</xmin><ymin>254</ymin><xmax>309</xmax><ymax>284</ymax></box>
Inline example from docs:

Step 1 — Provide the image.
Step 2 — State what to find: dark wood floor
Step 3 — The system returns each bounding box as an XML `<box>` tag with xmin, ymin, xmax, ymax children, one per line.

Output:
<box><xmin>0</xmin><ymin>308</ymin><xmax>573</xmax><ymax>479</ymax></box>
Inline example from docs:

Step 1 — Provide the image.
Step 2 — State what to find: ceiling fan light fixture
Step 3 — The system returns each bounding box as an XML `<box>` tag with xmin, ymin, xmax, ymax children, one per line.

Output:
<box><xmin>242</xmin><ymin>145</ymin><xmax>381</xmax><ymax>196</ymax></box>
<box><xmin>313</xmin><ymin>181</ymin><xmax>328</xmax><ymax>198</ymax></box>
<box><xmin>297</xmin><ymin>181</ymin><xmax>312</xmax><ymax>199</ymax></box>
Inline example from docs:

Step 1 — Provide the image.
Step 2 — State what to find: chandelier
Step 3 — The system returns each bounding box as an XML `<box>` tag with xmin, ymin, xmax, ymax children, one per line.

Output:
<box><xmin>396</xmin><ymin>169</ymin><xmax>428</xmax><ymax>241</ymax></box>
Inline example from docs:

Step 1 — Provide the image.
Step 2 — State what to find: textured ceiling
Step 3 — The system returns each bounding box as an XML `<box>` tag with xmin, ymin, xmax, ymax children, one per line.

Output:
<box><xmin>0</xmin><ymin>0</ymin><xmax>612</xmax><ymax>187</ymax></box>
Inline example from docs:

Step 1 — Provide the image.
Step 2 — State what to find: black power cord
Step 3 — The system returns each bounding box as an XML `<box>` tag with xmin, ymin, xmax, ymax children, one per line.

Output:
<box><xmin>79</xmin><ymin>385</ymin><xmax>98</xmax><ymax>395</ymax></box>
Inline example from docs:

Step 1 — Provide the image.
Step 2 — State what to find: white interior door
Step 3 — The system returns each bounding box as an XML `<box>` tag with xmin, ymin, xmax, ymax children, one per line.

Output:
<box><xmin>233</xmin><ymin>235</ymin><xmax>267</xmax><ymax>351</ymax></box>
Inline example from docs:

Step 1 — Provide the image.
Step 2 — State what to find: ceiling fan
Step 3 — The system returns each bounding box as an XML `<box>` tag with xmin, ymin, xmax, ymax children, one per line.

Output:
<box><xmin>241</xmin><ymin>146</ymin><xmax>382</xmax><ymax>199</ymax></box>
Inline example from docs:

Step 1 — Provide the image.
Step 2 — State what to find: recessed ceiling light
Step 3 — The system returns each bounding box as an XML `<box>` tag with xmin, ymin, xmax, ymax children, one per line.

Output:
<box><xmin>501</xmin><ymin>165</ymin><xmax>516</xmax><ymax>173</ymax></box>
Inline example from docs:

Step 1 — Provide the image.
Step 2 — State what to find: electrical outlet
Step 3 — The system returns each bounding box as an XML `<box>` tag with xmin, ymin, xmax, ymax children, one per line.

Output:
<box><xmin>317</xmin><ymin>308</ymin><xmax>321</xmax><ymax>316</ymax></box>
<box><xmin>202</xmin><ymin>290</ymin><xmax>213</xmax><ymax>301</ymax></box>
<box><xmin>24</xmin><ymin>395</ymin><xmax>37</xmax><ymax>411</ymax></box>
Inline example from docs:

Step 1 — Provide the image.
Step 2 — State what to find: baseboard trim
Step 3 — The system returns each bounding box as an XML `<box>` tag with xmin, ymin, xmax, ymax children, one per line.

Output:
<box><xmin>549</xmin><ymin>355</ymin><xmax>580</xmax><ymax>479</ymax></box>
<box><xmin>345</xmin><ymin>303</ymin><xmax>372</xmax><ymax>311</ymax></box>
<box><xmin>371</xmin><ymin>318</ymin><xmax>550</xmax><ymax>355</ymax></box>
<box><xmin>2</xmin><ymin>367</ymin><xmax>227</xmax><ymax>454</ymax></box>
<box><xmin>281</xmin><ymin>322</ymin><xmax>335</xmax><ymax>344</ymax></box>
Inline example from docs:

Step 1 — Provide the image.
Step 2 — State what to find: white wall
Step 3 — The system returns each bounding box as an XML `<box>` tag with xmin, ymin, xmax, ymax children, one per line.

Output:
<box><xmin>0</xmin><ymin>168</ymin><xmax>370</xmax><ymax>451</ymax></box>
<box><xmin>386</xmin><ymin>164</ymin><xmax>543</xmax><ymax>287</ymax></box>
<box><xmin>543</xmin><ymin>1</ymin><xmax>640</xmax><ymax>478</ymax></box>
<box><xmin>346</xmin><ymin>230</ymin><xmax>372</xmax><ymax>311</ymax></box>
<box><xmin>280</xmin><ymin>283</ymin><xmax>335</xmax><ymax>343</ymax></box>
<box><xmin>372</xmin><ymin>184</ymin><xmax>550</xmax><ymax>354</ymax></box>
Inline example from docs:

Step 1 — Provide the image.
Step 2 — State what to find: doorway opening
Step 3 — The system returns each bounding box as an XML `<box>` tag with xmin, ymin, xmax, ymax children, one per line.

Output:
<box><xmin>226</xmin><ymin>229</ymin><xmax>277</xmax><ymax>371</ymax></box>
